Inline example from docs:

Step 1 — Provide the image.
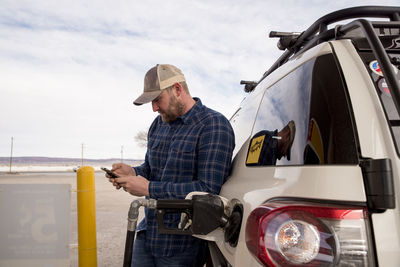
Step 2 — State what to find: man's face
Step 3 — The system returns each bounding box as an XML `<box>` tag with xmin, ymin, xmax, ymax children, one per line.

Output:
<box><xmin>152</xmin><ymin>87</ymin><xmax>184</xmax><ymax>123</ymax></box>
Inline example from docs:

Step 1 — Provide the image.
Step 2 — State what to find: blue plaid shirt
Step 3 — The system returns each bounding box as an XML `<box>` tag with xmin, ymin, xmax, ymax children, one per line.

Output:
<box><xmin>133</xmin><ymin>98</ymin><xmax>235</xmax><ymax>257</ymax></box>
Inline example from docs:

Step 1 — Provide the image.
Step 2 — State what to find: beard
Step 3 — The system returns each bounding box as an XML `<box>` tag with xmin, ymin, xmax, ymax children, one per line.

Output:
<box><xmin>160</xmin><ymin>94</ymin><xmax>185</xmax><ymax>123</ymax></box>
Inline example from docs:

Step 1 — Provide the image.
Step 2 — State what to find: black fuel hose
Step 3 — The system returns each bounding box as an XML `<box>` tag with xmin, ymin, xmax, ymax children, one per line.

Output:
<box><xmin>123</xmin><ymin>231</ymin><xmax>135</xmax><ymax>267</ymax></box>
<box><xmin>123</xmin><ymin>199</ymin><xmax>157</xmax><ymax>267</ymax></box>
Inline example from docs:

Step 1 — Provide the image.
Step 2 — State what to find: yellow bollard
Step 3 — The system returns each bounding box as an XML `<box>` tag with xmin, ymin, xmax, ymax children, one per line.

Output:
<box><xmin>77</xmin><ymin>166</ymin><xmax>98</xmax><ymax>267</ymax></box>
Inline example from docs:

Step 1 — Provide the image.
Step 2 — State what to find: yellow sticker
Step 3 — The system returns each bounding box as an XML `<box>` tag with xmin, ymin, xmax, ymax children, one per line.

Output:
<box><xmin>307</xmin><ymin>118</ymin><xmax>324</xmax><ymax>164</ymax></box>
<box><xmin>246</xmin><ymin>135</ymin><xmax>265</xmax><ymax>164</ymax></box>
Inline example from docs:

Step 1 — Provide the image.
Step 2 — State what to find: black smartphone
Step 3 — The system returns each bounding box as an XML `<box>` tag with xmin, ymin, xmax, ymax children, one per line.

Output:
<box><xmin>101</xmin><ymin>167</ymin><xmax>119</xmax><ymax>178</ymax></box>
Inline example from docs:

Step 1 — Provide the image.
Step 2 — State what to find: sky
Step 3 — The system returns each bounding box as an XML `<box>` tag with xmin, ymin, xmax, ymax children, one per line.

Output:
<box><xmin>0</xmin><ymin>0</ymin><xmax>399</xmax><ymax>160</ymax></box>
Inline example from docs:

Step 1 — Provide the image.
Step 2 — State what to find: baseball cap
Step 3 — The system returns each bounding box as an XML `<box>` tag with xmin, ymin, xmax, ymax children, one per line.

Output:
<box><xmin>133</xmin><ymin>64</ymin><xmax>186</xmax><ymax>105</ymax></box>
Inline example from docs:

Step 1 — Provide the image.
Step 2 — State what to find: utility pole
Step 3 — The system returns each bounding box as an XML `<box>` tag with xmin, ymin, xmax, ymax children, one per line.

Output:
<box><xmin>121</xmin><ymin>145</ymin><xmax>124</xmax><ymax>163</ymax></box>
<box><xmin>81</xmin><ymin>143</ymin><xmax>84</xmax><ymax>166</ymax></box>
<box><xmin>9</xmin><ymin>137</ymin><xmax>13</xmax><ymax>173</ymax></box>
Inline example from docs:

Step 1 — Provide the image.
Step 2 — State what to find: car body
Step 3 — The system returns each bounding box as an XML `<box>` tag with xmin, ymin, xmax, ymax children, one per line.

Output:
<box><xmin>200</xmin><ymin>6</ymin><xmax>400</xmax><ymax>267</ymax></box>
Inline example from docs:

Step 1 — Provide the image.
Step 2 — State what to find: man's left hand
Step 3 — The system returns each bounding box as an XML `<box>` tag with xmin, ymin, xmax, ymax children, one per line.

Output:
<box><xmin>115</xmin><ymin>175</ymin><xmax>150</xmax><ymax>197</ymax></box>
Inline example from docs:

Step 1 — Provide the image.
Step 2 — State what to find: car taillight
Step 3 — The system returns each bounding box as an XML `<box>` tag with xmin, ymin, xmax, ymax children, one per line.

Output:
<box><xmin>246</xmin><ymin>202</ymin><xmax>375</xmax><ymax>266</ymax></box>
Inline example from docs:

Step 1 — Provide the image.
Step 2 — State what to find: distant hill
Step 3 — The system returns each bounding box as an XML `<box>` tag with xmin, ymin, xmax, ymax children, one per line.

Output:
<box><xmin>0</xmin><ymin>156</ymin><xmax>143</xmax><ymax>166</ymax></box>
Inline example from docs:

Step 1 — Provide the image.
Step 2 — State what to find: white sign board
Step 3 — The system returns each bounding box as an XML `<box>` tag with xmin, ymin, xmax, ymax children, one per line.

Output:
<box><xmin>0</xmin><ymin>184</ymin><xmax>70</xmax><ymax>267</ymax></box>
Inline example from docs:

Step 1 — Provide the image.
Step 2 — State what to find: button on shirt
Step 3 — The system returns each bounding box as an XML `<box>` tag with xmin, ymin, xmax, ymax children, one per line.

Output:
<box><xmin>133</xmin><ymin>98</ymin><xmax>235</xmax><ymax>257</ymax></box>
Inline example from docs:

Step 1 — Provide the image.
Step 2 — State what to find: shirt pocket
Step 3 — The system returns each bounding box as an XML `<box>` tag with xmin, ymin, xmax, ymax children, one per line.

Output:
<box><xmin>170</xmin><ymin>140</ymin><xmax>195</xmax><ymax>153</ymax></box>
<box><xmin>148</xmin><ymin>139</ymin><xmax>161</xmax><ymax>169</ymax></box>
<box><xmin>149</xmin><ymin>138</ymin><xmax>160</xmax><ymax>150</ymax></box>
<box><xmin>169</xmin><ymin>140</ymin><xmax>197</xmax><ymax>177</ymax></box>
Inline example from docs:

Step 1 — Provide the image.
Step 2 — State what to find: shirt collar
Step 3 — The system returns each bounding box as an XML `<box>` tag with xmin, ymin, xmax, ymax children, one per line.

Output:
<box><xmin>161</xmin><ymin>97</ymin><xmax>202</xmax><ymax>127</ymax></box>
<box><xmin>178</xmin><ymin>97</ymin><xmax>202</xmax><ymax>125</ymax></box>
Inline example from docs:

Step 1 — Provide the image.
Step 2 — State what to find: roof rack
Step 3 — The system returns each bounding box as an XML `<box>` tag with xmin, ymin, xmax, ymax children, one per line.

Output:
<box><xmin>263</xmin><ymin>6</ymin><xmax>400</xmax><ymax>79</ymax></box>
<box><xmin>255</xmin><ymin>6</ymin><xmax>400</xmax><ymax>118</ymax></box>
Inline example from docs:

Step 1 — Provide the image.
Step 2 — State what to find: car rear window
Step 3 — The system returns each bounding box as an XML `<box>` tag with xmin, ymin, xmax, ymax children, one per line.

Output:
<box><xmin>246</xmin><ymin>53</ymin><xmax>359</xmax><ymax>166</ymax></box>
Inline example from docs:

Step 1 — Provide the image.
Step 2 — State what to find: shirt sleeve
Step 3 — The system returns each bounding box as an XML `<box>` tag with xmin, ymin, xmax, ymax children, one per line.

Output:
<box><xmin>133</xmin><ymin>151</ymin><xmax>150</xmax><ymax>178</ymax></box>
<box><xmin>148</xmin><ymin>115</ymin><xmax>235</xmax><ymax>199</ymax></box>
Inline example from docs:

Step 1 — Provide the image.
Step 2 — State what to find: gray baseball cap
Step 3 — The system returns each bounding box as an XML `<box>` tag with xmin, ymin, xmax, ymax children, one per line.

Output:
<box><xmin>133</xmin><ymin>64</ymin><xmax>186</xmax><ymax>105</ymax></box>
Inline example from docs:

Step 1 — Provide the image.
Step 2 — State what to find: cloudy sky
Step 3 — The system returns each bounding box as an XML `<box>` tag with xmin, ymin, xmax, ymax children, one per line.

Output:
<box><xmin>0</xmin><ymin>0</ymin><xmax>398</xmax><ymax>159</ymax></box>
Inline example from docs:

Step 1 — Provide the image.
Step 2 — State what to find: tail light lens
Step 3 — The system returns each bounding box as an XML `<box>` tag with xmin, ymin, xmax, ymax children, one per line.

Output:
<box><xmin>246</xmin><ymin>202</ymin><xmax>375</xmax><ymax>266</ymax></box>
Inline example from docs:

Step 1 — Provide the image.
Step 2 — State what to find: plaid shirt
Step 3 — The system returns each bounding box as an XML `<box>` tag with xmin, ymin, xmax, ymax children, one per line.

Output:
<box><xmin>133</xmin><ymin>98</ymin><xmax>235</xmax><ymax>257</ymax></box>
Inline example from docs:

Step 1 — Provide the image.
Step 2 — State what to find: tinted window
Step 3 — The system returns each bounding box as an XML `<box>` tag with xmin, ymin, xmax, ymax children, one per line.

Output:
<box><xmin>230</xmin><ymin>91</ymin><xmax>265</xmax><ymax>157</ymax></box>
<box><xmin>246</xmin><ymin>54</ymin><xmax>358</xmax><ymax>166</ymax></box>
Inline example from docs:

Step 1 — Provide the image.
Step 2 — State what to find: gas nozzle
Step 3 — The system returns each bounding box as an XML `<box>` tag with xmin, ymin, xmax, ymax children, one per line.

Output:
<box><xmin>157</xmin><ymin>194</ymin><xmax>228</xmax><ymax>235</ymax></box>
<box><xmin>124</xmin><ymin>193</ymin><xmax>244</xmax><ymax>266</ymax></box>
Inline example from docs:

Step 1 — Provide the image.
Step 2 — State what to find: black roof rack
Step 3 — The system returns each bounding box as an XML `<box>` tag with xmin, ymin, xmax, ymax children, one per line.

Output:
<box><xmin>263</xmin><ymin>6</ymin><xmax>400</xmax><ymax>79</ymax></box>
<box><xmin>241</xmin><ymin>6</ymin><xmax>400</xmax><ymax>93</ymax></box>
<box><xmin>253</xmin><ymin>6</ymin><xmax>400</xmax><ymax>119</ymax></box>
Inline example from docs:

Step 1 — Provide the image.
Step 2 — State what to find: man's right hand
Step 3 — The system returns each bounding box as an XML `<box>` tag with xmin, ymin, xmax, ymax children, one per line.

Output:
<box><xmin>106</xmin><ymin>163</ymin><xmax>136</xmax><ymax>190</ymax></box>
<box><xmin>111</xmin><ymin>163</ymin><xmax>136</xmax><ymax>177</ymax></box>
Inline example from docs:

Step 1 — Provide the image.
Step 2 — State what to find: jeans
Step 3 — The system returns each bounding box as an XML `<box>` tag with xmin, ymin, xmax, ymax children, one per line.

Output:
<box><xmin>131</xmin><ymin>231</ymin><xmax>207</xmax><ymax>267</ymax></box>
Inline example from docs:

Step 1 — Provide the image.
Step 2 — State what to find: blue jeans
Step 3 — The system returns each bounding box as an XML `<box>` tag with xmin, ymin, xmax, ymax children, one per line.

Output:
<box><xmin>131</xmin><ymin>231</ymin><xmax>207</xmax><ymax>267</ymax></box>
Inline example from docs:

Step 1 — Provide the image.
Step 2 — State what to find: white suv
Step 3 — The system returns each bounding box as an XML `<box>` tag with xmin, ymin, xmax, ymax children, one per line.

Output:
<box><xmin>152</xmin><ymin>5</ymin><xmax>400</xmax><ymax>267</ymax></box>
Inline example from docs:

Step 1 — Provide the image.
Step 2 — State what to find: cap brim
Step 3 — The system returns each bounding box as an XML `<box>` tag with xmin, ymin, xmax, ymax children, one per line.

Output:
<box><xmin>133</xmin><ymin>90</ymin><xmax>163</xmax><ymax>106</ymax></box>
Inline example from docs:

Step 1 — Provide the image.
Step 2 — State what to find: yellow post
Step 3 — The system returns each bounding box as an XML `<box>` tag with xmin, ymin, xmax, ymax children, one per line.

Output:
<box><xmin>77</xmin><ymin>166</ymin><xmax>97</xmax><ymax>267</ymax></box>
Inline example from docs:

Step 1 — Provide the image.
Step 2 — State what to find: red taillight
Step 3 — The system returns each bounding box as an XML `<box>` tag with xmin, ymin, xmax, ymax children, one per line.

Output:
<box><xmin>246</xmin><ymin>202</ymin><xmax>374</xmax><ymax>266</ymax></box>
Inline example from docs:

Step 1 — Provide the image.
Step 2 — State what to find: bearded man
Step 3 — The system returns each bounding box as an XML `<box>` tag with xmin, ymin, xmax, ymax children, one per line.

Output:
<box><xmin>108</xmin><ymin>64</ymin><xmax>235</xmax><ymax>267</ymax></box>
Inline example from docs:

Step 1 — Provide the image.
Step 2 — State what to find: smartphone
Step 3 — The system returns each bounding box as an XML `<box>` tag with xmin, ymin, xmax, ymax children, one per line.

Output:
<box><xmin>101</xmin><ymin>167</ymin><xmax>119</xmax><ymax>178</ymax></box>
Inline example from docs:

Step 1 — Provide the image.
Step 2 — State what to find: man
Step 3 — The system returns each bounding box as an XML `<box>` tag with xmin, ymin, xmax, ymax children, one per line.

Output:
<box><xmin>108</xmin><ymin>64</ymin><xmax>235</xmax><ymax>266</ymax></box>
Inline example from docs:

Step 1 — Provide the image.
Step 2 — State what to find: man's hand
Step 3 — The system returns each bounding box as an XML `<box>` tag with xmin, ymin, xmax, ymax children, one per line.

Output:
<box><xmin>116</xmin><ymin>175</ymin><xmax>150</xmax><ymax>197</ymax></box>
<box><xmin>110</xmin><ymin>163</ymin><xmax>136</xmax><ymax>176</ymax></box>
<box><xmin>106</xmin><ymin>163</ymin><xmax>137</xmax><ymax>191</ymax></box>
